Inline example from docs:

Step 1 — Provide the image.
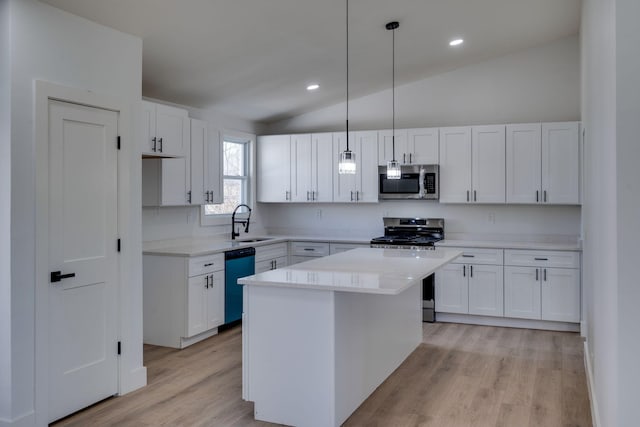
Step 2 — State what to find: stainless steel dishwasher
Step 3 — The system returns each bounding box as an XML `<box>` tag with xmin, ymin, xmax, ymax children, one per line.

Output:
<box><xmin>224</xmin><ymin>247</ymin><xmax>255</xmax><ymax>325</ymax></box>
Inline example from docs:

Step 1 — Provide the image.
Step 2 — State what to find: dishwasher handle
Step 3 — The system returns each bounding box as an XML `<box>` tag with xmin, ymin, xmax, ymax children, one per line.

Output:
<box><xmin>225</xmin><ymin>247</ymin><xmax>256</xmax><ymax>260</ymax></box>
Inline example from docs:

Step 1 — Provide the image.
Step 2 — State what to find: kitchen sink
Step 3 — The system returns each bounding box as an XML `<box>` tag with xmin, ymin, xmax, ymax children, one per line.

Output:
<box><xmin>235</xmin><ymin>237</ymin><xmax>274</xmax><ymax>243</ymax></box>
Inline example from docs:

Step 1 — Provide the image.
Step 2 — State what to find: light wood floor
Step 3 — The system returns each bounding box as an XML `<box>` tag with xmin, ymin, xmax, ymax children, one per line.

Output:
<box><xmin>52</xmin><ymin>323</ymin><xmax>592</xmax><ymax>427</ymax></box>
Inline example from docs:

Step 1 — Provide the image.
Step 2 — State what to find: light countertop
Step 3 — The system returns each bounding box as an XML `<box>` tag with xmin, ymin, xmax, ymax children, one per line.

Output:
<box><xmin>238</xmin><ymin>247</ymin><xmax>462</xmax><ymax>295</ymax></box>
<box><xmin>435</xmin><ymin>239</ymin><xmax>582</xmax><ymax>251</ymax></box>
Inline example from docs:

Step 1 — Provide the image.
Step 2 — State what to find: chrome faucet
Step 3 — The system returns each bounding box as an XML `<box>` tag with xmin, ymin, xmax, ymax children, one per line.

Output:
<box><xmin>231</xmin><ymin>204</ymin><xmax>252</xmax><ymax>240</ymax></box>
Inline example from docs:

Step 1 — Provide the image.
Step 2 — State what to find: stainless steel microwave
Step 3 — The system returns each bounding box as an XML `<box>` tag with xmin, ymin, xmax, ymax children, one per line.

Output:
<box><xmin>378</xmin><ymin>164</ymin><xmax>439</xmax><ymax>200</ymax></box>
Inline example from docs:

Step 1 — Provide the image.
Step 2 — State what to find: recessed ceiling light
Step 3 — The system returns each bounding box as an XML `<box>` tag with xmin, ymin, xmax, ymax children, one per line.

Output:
<box><xmin>449</xmin><ymin>38</ymin><xmax>464</xmax><ymax>47</ymax></box>
<box><xmin>307</xmin><ymin>84</ymin><xmax>320</xmax><ymax>91</ymax></box>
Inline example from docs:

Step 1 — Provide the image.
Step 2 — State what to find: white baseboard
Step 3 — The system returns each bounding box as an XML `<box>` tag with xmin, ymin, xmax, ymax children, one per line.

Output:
<box><xmin>120</xmin><ymin>366</ymin><xmax>147</xmax><ymax>395</ymax></box>
<box><xmin>584</xmin><ymin>340</ymin><xmax>600</xmax><ymax>427</ymax></box>
<box><xmin>180</xmin><ymin>328</ymin><xmax>219</xmax><ymax>349</ymax></box>
<box><xmin>0</xmin><ymin>411</ymin><xmax>35</xmax><ymax>427</ymax></box>
<box><xmin>436</xmin><ymin>313</ymin><xmax>580</xmax><ymax>332</ymax></box>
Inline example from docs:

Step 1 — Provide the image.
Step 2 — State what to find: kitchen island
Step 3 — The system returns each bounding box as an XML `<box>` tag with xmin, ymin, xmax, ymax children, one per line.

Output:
<box><xmin>240</xmin><ymin>247</ymin><xmax>462</xmax><ymax>427</ymax></box>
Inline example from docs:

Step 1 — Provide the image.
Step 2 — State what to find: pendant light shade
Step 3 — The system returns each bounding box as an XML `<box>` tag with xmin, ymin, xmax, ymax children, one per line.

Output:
<box><xmin>386</xmin><ymin>21</ymin><xmax>401</xmax><ymax>179</ymax></box>
<box><xmin>338</xmin><ymin>0</ymin><xmax>356</xmax><ymax>175</ymax></box>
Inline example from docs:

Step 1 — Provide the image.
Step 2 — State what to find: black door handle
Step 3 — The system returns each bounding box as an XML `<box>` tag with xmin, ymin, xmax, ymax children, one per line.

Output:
<box><xmin>50</xmin><ymin>271</ymin><xmax>76</xmax><ymax>283</ymax></box>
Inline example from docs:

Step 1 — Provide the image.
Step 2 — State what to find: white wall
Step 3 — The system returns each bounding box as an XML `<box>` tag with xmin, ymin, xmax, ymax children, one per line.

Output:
<box><xmin>260</xmin><ymin>202</ymin><xmax>581</xmax><ymax>243</ymax></box>
<box><xmin>263</xmin><ymin>36</ymin><xmax>580</xmax><ymax>134</ymax></box>
<box><xmin>615</xmin><ymin>0</ymin><xmax>640</xmax><ymax>424</ymax></box>
<box><xmin>6</xmin><ymin>0</ymin><xmax>143</xmax><ymax>424</ymax></box>
<box><xmin>0</xmin><ymin>0</ymin><xmax>12</xmax><ymax>422</ymax></box>
<box><xmin>581</xmin><ymin>1</ymin><xmax>618</xmax><ymax>426</ymax></box>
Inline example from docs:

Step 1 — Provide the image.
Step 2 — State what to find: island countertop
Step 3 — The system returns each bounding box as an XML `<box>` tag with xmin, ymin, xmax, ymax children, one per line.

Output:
<box><xmin>238</xmin><ymin>247</ymin><xmax>462</xmax><ymax>295</ymax></box>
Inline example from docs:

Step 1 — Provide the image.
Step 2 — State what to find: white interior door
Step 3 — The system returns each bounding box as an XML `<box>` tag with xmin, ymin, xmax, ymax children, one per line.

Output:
<box><xmin>48</xmin><ymin>100</ymin><xmax>119</xmax><ymax>422</ymax></box>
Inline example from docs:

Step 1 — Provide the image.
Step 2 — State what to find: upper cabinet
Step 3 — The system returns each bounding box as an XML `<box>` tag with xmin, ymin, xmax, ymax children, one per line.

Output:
<box><xmin>291</xmin><ymin>133</ymin><xmax>333</xmax><ymax>202</ymax></box>
<box><xmin>141</xmin><ymin>101</ymin><xmax>190</xmax><ymax>157</ymax></box>
<box><xmin>439</xmin><ymin>125</ymin><xmax>505</xmax><ymax>204</ymax></box>
<box><xmin>257</xmin><ymin>135</ymin><xmax>291</xmax><ymax>202</ymax></box>
<box><xmin>333</xmin><ymin>131</ymin><xmax>379</xmax><ymax>203</ymax></box>
<box><xmin>378</xmin><ymin>128</ymin><xmax>438</xmax><ymax>166</ymax></box>
<box><xmin>506</xmin><ymin>122</ymin><xmax>580</xmax><ymax>204</ymax></box>
<box><xmin>190</xmin><ymin>119</ymin><xmax>222</xmax><ymax>205</ymax></box>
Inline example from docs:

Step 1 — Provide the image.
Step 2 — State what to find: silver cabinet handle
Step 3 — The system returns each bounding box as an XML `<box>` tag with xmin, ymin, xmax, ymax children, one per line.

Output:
<box><xmin>187</xmin><ymin>191</ymin><xmax>192</xmax><ymax>204</ymax></box>
<box><xmin>152</xmin><ymin>137</ymin><xmax>157</xmax><ymax>152</ymax></box>
<box><xmin>474</xmin><ymin>190</ymin><xmax>477</xmax><ymax>202</ymax></box>
<box><xmin>535</xmin><ymin>268</ymin><xmax>539</xmax><ymax>281</ymax></box>
<box><xmin>403</xmin><ymin>153</ymin><xmax>406</xmax><ymax>163</ymax></box>
<box><xmin>205</xmin><ymin>275</ymin><xmax>209</xmax><ymax>288</ymax></box>
<box><xmin>544</xmin><ymin>268</ymin><xmax>547</xmax><ymax>281</ymax></box>
<box><xmin>467</xmin><ymin>190</ymin><xmax>470</xmax><ymax>202</ymax></box>
<box><xmin>350</xmin><ymin>191</ymin><xmax>354</xmax><ymax>202</ymax></box>
<box><xmin>470</xmin><ymin>265</ymin><xmax>473</xmax><ymax>278</ymax></box>
<box><xmin>158</xmin><ymin>137</ymin><xmax>163</xmax><ymax>153</ymax></box>
<box><xmin>544</xmin><ymin>190</ymin><xmax>547</xmax><ymax>202</ymax></box>
<box><xmin>204</xmin><ymin>262</ymin><xmax>214</xmax><ymax>267</ymax></box>
<box><xmin>462</xmin><ymin>254</ymin><xmax>475</xmax><ymax>258</ymax></box>
<box><xmin>313</xmin><ymin>191</ymin><xmax>316</xmax><ymax>201</ymax></box>
<box><xmin>303</xmin><ymin>248</ymin><xmax>315</xmax><ymax>252</ymax></box>
<box><xmin>356</xmin><ymin>191</ymin><xmax>360</xmax><ymax>201</ymax></box>
<box><xmin>463</xmin><ymin>265</ymin><xmax>466</xmax><ymax>277</ymax></box>
<box><xmin>536</xmin><ymin>190</ymin><xmax>539</xmax><ymax>202</ymax></box>
<box><xmin>409</xmin><ymin>153</ymin><xmax>412</xmax><ymax>164</ymax></box>
<box><xmin>534</xmin><ymin>257</ymin><xmax>548</xmax><ymax>261</ymax></box>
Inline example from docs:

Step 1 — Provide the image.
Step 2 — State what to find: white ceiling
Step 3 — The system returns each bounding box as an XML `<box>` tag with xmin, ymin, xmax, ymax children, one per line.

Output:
<box><xmin>41</xmin><ymin>0</ymin><xmax>581</xmax><ymax>124</ymax></box>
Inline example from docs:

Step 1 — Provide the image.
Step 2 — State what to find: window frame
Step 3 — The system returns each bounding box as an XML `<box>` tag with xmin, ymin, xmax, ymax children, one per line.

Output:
<box><xmin>200</xmin><ymin>130</ymin><xmax>255</xmax><ymax>227</ymax></box>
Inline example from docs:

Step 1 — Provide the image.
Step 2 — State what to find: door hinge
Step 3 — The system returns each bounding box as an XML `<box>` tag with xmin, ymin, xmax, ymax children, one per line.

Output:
<box><xmin>117</xmin><ymin>136</ymin><xmax>121</xmax><ymax>150</ymax></box>
<box><xmin>117</xmin><ymin>238</ymin><xmax>121</xmax><ymax>252</ymax></box>
<box><xmin>117</xmin><ymin>341</ymin><xmax>122</xmax><ymax>355</ymax></box>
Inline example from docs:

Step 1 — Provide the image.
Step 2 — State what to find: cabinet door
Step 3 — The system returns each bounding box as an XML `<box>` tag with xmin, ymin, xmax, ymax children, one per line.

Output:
<box><xmin>378</xmin><ymin>129</ymin><xmax>408</xmax><ymax>166</ymax></box>
<box><xmin>468</xmin><ymin>264</ymin><xmax>504</xmax><ymax>317</ymax></box>
<box><xmin>541</xmin><ymin>268</ymin><xmax>580</xmax><ymax>322</ymax></box>
<box><xmin>506</xmin><ymin>124</ymin><xmax>542</xmax><ymax>203</ymax></box>
<box><xmin>291</xmin><ymin>134</ymin><xmax>312</xmax><ymax>202</ymax></box>
<box><xmin>187</xmin><ymin>275</ymin><xmax>208</xmax><ymax>337</ymax></box>
<box><xmin>257</xmin><ymin>135</ymin><xmax>291</xmax><ymax>202</ymax></box>
<box><xmin>155</xmin><ymin>103</ymin><xmax>189</xmax><ymax>157</ymax></box>
<box><xmin>312</xmin><ymin>133</ymin><xmax>334</xmax><ymax>202</ymax></box>
<box><xmin>141</xmin><ymin>101</ymin><xmax>157</xmax><ymax>155</ymax></box>
<box><xmin>190</xmin><ymin>119</ymin><xmax>207</xmax><ymax>205</ymax></box>
<box><xmin>204</xmin><ymin>128</ymin><xmax>223</xmax><ymax>204</ymax></box>
<box><xmin>542</xmin><ymin>122</ymin><xmax>580</xmax><ymax>204</ymax></box>
<box><xmin>161</xmin><ymin>156</ymin><xmax>190</xmax><ymax>206</ymax></box>
<box><xmin>435</xmin><ymin>263</ymin><xmax>468</xmax><ymax>314</ymax></box>
<box><xmin>333</xmin><ymin>132</ymin><xmax>357</xmax><ymax>202</ymax></box>
<box><xmin>406</xmin><ymin>128</ymin><xmax>439</xmax><ymax>165</ymax></box>
<box><xmin>355</xmin><ymin>131</ymin><xmax>379</xmax><ymax>202</ymax></box>
<box><xmin>206</xmin><ymin>271</ymin><xmax>225</xmax><ymax>330</ymax></box>
<box><xmin>504</xmin><ymin>266</ymin><xmax>541</xmax><ymax>319</ymax></box>
<box><xmin>472</xmin><ymin>125</ymin><xmax>505</xmax><ymax>203</ymax></box>
<box><xmin>439</xmin><ymin>127</ymin><xmax>472</xmax><ymax>203</ymax></box>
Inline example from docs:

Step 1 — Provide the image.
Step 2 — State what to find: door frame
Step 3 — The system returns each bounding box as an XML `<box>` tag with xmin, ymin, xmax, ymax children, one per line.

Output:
<box><xmin>34</xmin><ymin>80</ymin><xmax>133</xmax><ymax>425</ymax></box>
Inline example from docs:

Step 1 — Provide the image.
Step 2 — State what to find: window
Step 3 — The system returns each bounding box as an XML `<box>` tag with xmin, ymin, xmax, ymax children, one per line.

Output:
<box><xmin>203</xmin><ymin>135</ymin><xmax>252</xmax><ymax>218</ymax></box>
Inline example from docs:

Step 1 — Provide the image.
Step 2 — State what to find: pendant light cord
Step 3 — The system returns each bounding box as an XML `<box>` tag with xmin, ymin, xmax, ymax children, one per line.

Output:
<box><xmin>345</xmin><ymin>0</ymin><xmax>350</xmax><ymax>152</ymax></box>
<box><xmin>392</xmin><ymin>24</ymin><xmax>395</xmax><ymax>162</ymax></box>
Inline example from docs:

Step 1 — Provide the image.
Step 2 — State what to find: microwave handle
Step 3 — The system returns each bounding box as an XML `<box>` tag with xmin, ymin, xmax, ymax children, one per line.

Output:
<box><xmin>419</xmin><ymin>167</ymin><xmax>426</xmax><ymax>198</ymax></box>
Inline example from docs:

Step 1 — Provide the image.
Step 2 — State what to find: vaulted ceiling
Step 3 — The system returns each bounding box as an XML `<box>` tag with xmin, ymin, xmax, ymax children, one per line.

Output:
<box><xmin>41</xmin><ymin>0</ymin><xmax>581</xmax><ymax>123</ymax></box>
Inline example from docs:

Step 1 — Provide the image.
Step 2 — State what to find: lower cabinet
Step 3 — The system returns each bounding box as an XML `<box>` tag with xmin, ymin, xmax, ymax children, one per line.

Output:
<box><xmin>289</xmin><ymin>241</ymin><xmax>330</xmax><ymax>265</ymax></box>
<box><xmin>436</xmin><ymin>262</ymin><xmax>503</xmax><ymax>317</ymax></box>
<box><xmin>255</xmin><ymin>243</ymin><xmax>288</xmax><ymax>273</ymax></box>
<box><xmin>143</xmin><ymin>252</ymin><xmax>225</xmax><ymax>349</ymax></box>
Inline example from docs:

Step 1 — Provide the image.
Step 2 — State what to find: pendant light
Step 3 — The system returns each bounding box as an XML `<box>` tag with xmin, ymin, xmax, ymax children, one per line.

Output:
<box><xmin>386</xmin><ymin>21</ymin><xmax>401</xmax><ymax>179</ymax></box>
<box><xmin>338</xmin><ymin>0</ymin><xmax>356</xmax><ymax>175</ymax></box>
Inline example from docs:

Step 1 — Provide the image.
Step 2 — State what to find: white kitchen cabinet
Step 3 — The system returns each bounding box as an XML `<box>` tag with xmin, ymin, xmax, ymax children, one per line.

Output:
<box><xmin>333</xmin><ymin>131</ymin><xmax>378</xmax><ymax>203</ymax></box>
<box><xmin>291</xmin><ymin>133</ymin><xmax>333</xmax><ymax>202</ymax></box>
<box><xmin>143</xmin><ymin>253</ymin><xmax>225</xmax><ymax>348</ymax></box>
<box><xmin>255</xmin><ymin>243</ymin><xmax>288</xmax><ymax>273</ymax></box>
<box><xmin>257</xmin><ymin>134</ymin><xmax>291</xmax><ymax>202</ymax></box>
<box><xmin>142</xmin><ymin>155</ymin><xmax>191</xmax><ymax>206</ymax></box>
<box><xmin>190</xmin><ymin>119</ymin><xmax>222</xmax><ymax>205</ymax></box>
<box><xmin>439</xmin><ymin>125</ymin><xmax>505</xmax><ymax>203</ymax></box>
<box><xmin>289</xmin><ymin>241</ymin><xmax>330</xmax><ymax>265</ymax></box>
<box><xmin>506</xmin><ymin>122</ymin><xmax>580</xmax><ymax>204</ymax></box>
<box><xmin>436</xmin><ymin>247</ymin><xmax>504</xmax><ymax>317</ymax></box>
<box><xmin>141</xmin><ymin>100</ymin><xmax>190</xmax><ymax>157</ymax></box>
<box><xmin>187</xmin><ymin>270</ymin><xmax>224</xmax><ymax>337</ymax></box>
<box><xmin>504</xmin><ymin>266</ymin><xmax>541</xmax><ymax>319</ymax></box>
<box><xmin>435</xmin><ymin>263</ymin><xmax>469</xmax><ymax>314</ymax></box>
<box><xmin>378</xmin><ymin>128</ymin><xmax>439</xmax><ymax>166</ymax></box>
<box><xmin>504</xmin><ymin>249</ymin><xmax>580</xmax><ymax>322</ymax></box>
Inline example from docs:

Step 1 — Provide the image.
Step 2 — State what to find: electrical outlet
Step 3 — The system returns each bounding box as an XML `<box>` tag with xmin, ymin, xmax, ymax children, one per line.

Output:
<box><xmin>488</xmin><ymin>212</ymin><xmax>496</xmax><ymax>224</ymax></box>
<box><xmin>316</xmin><ymin>209</ymin><xmax>322</xmax><ymax>219</ymax></box>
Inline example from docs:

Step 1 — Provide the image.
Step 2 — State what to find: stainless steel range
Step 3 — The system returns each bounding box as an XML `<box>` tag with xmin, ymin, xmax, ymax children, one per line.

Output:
<box><xmin>370</xmin><ymin>217</ymin><xmax>445</xmax><ymax>323</ymax></box>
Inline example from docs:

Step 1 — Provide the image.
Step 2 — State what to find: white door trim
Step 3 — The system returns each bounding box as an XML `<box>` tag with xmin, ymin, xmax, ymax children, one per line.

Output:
<box><xmin>34</xmin><ymin>80</ymin><xmax>134</xmax><ymax>425</ymax></box>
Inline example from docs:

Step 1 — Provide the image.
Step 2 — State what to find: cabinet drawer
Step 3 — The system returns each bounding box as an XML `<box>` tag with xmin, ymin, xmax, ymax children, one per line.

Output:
<box><xmin>188</xmin><ymin>253</ymin><xmax>224</xmax><ymax>277</ymax></box>
<box><xmin>290</xmin><ymin>241</ymin><xmax>330</xmax><ymax>257</ymax></box>
<box><xmin>255</xmin><ymin>256</ymin><xmax>288</xmax><ymax>274</ymax></box>
<box><xmin>449</xmin><ymin>247</ymin><xmax>503</xmax><ymax>265</ymax></box>
<box><xmin>255</xmin><ymin>243</ymin><xmax>288</xmax><ymax>262</ymax></box>
<box><xmin>504</xmin><ymin>250</ymin><xmax>579</xmax><ymax>268</ymax></box>
<box><xmin>329</xmin><ymin>243</ymin><xmax>369</xmax><ymax>255</ymax></box>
